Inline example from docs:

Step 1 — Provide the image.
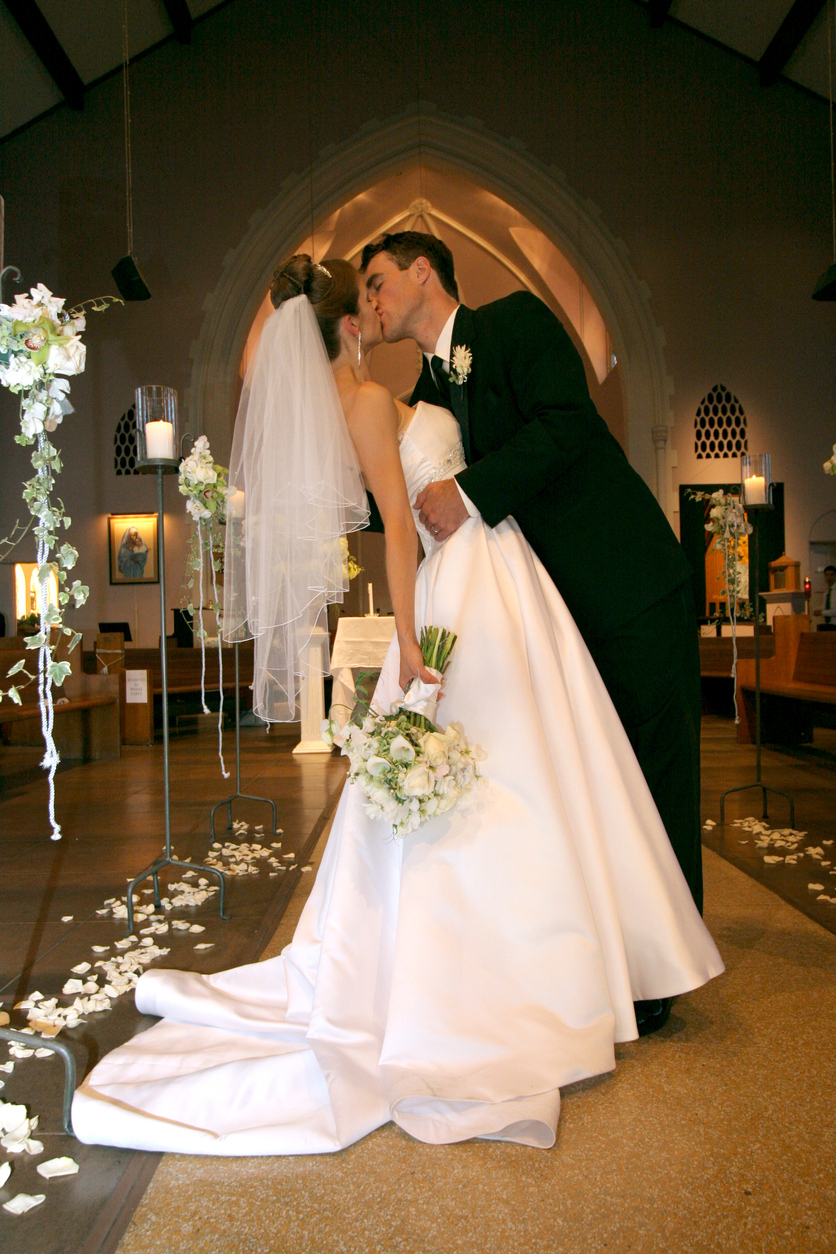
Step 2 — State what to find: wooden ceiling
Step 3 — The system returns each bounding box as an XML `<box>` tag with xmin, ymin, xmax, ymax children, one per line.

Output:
<box><xmin>0</xmin><ymin>1</ymin><xmax>833</xmax><ymax>143</ymax></box>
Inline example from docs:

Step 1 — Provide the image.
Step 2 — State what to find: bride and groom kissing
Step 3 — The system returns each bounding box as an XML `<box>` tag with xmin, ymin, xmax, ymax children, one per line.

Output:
<box><xmin>362</xmin><ymin>233</ymin><xmax>704</xmax><ymax>1026</ymax></box>
<box><xmin>71</xmin><ymin>232</ymin><xmax>721</xmax><ymax>1156</ymax></box>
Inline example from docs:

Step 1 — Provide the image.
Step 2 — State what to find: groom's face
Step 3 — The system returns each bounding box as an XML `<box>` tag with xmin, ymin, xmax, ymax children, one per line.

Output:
<box><xmin>364</xmin><ymin>252</ymin><xmax>422</xmax><ymax>343</ymax></box>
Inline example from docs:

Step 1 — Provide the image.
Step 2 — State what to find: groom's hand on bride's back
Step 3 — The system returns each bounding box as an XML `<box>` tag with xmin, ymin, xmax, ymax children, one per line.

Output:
<box><xmin>414</xmin><ymin>480</ymin><xmax>468</xmax><ymax>541</ymax></box>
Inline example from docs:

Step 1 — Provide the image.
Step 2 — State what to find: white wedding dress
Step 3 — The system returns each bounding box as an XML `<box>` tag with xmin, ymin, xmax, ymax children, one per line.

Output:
<box><xmin>72</xmin><ymin>402</ymin><xmax>723</xmax><ymax>1154</ymax></box>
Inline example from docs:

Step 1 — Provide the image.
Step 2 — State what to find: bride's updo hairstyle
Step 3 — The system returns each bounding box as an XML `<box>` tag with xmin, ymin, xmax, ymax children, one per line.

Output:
<box><xmin>270</xmin><ymin>254</ymin><xmax>359</xmax><ymax>361</ymax></box>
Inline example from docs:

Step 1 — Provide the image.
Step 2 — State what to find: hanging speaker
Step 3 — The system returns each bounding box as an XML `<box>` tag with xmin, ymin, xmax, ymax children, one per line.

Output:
<box><xmin>813</xmin><ymin>262</ymin><xmax>836</xmax><ymax>301</ymax></box>
<box><xmin>111</xmin><ymin>255</ymin><xmax>151</xmax><ymax>301</ymax></box>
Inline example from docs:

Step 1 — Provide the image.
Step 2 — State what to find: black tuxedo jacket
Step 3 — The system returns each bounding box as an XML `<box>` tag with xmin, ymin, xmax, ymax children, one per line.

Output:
<box><xmin>409</xmin><ymin>292</ymin><xmax>690</xmax><ymax>642</ymax></box>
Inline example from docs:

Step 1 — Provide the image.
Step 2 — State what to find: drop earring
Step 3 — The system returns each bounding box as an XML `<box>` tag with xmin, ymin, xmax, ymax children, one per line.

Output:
<box><xmin>357</xmin><ymin>330</ymin><xmax>362</xmax><ymax>367</ymax></box>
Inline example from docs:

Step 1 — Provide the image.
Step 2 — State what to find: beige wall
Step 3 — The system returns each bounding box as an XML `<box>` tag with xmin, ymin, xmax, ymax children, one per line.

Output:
<box><xmin>0</xmin><ymin>0</ymin><xmax>832</xmax><ymax>645</ymax></box>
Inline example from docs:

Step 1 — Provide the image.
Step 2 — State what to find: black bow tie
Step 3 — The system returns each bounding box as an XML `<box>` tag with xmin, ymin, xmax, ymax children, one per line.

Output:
<box><xmin>431</xmin><ymin>355</ymin><xmax>451</xmax><ymax>406</ymax></box>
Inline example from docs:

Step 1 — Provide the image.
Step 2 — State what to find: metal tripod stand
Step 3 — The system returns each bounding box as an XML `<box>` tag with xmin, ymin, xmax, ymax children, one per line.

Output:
<box><xmin>209</xmin><ymin>641</ymin><xmax>279</xmax><ymax>839</ymax></box>
<box><xmin>124</xmin><ymin>466</ymin><xmax>229</xmax><ymax>934</ymax></box>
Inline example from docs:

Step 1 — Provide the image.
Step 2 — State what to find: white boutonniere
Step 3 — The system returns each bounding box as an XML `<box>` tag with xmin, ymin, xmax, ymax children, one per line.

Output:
<box><xmin>450</xmin><ymin>344</ymin><xmax>472</xmax><ymax>386</ymax></box>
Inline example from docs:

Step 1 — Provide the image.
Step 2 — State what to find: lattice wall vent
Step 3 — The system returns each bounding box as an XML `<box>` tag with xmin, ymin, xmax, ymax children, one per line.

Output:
<box><xmin>114</xmin><ymin>407</ymin><xmax>139</xmax><ymax>475</ymax></box>
<box><xmin>694</xmin><ymin>385</ymin><xmax>748</xmax><ymax>459</ymax></box>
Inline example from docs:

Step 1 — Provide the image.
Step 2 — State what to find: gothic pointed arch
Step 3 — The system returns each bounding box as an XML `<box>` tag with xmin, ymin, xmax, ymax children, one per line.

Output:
<box><xmin>187</xmin><ymin>106</ymin><xmax>673</xmax><ymax>511</ymax></box>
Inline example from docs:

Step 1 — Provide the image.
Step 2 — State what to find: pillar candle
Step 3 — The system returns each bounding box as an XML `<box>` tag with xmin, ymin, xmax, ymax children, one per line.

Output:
<box><xmin>367</xmin><ymin>582</ymin><xmax>374</xmax><ymax>617</ymax></box>
<box><xmin>145</xmin><ymin>420</ymin><xmax>175</xmax><ymax>460</ymax></box>
<box><xmin>744</xmin><ymin>475</ymin><xmax>767</xmax><ymax>505</ymax></box>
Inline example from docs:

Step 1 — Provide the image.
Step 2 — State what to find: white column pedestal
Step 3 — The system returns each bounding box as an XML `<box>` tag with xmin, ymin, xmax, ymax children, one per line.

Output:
<box><xmin>293</xmin><ymin>633</ymin><xmax>332</xmax><ymax>755</ymax></box>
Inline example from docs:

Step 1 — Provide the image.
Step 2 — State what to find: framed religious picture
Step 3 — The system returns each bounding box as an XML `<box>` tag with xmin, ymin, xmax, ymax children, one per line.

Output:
<box><xmin>108</xmin><ymin>513</ymin><xmax>159</xmax><ymax>585</ymax></box>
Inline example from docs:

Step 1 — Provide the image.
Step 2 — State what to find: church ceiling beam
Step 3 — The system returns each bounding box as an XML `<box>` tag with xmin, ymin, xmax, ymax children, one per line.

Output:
<box><xmin>759</xmin><ymin>0</ymin><xmax>827</xmax><ymax>86</ymax></box>
<box><xmin>648</xmin><ymin>0</ymin><xmax>673</xmax><ymax>28</ymax></box>
<box><xmin>162</xmin><ymin>0</ymin><xmax>194</xmax><ymax>45</ymax></box>
<box><xmin>2</xmin><ymin>0</ymin><xmax>84</xmax><ymax>111</ymax></box>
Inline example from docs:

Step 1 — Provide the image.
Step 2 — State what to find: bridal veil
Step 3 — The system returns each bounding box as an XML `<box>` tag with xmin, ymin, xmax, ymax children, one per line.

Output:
<box><xmin>222</xmin><ymin>293</ymin><xmax>369</xmax><ymax>721</ymax></box>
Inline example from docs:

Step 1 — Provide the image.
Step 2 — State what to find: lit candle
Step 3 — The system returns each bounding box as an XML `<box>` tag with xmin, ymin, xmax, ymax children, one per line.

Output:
<box><xmin>144</xmin><ymin>420</ymin><xmax>175</xmax><ymax>460</ymax></box>
<box><xmin>744</xmin><ymin>475</ymin><xmax>767</xmax><ymax>506</ymax></box>
<box><xmin>367</xmin><ymin>581</ymin><xmax>375</xmax><ymax>617</ymax></box>
<box><xmin>227</xmin><ymin>488</ymin><xmax>245</xmax><ymax>519</ymax></box>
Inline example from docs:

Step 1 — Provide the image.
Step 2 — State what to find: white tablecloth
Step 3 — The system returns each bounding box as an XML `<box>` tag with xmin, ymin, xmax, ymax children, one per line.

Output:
<box><xmin>330</xmin><ymin>616</ymin><xmax>396</xmax><ymax>729</ymax></box>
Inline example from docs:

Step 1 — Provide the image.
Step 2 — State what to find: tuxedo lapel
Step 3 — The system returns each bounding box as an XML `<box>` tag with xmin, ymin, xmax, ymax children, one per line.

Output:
<box><xmin>448</xmin><ymin>305</ymin><xmax>475</xmax><ymax>462</ymax></box>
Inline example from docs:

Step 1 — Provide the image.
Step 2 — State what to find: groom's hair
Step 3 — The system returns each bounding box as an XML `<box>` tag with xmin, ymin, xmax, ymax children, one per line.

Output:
<box><xmin>360</xmin><ymin>232</ymin><xmax>459</xmax><ymax>301</ymax></box>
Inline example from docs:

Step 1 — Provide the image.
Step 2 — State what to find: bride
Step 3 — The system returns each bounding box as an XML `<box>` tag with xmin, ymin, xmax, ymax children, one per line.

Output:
<box><xmin>72</xmin><ymin>257</ymin><xmax>723</xmax><ymax>1154</ymax></box>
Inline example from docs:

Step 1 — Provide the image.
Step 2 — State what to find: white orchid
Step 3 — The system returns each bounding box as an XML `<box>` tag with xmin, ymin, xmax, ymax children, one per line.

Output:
<box><xmin>450</xmin><ymin>344</ymin><xmax>472</xmax><ymax>386</ymax></box>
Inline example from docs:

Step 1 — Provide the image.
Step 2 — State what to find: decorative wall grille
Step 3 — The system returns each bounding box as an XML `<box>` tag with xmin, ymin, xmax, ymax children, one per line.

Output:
<box><xmin>694</xmin><ymin>385</ymin><xmax>748</xmax><ymax>459</ymax></box>
<box><xmin>114</xmin><ymin>407</ymin><xmax>139</xmax><ymax>475</ymax></box>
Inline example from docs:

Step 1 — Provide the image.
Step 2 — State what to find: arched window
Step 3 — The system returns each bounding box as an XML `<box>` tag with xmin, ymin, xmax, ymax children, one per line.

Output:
<box><xmin>114</xmin><ymin>406</ymin><xmax>139</xmax><ymax>475</ymax></box>
<box><xmin>694</xmin><ymin>385</ymin><xmax>747</xmax><ymax>459</ymax></box>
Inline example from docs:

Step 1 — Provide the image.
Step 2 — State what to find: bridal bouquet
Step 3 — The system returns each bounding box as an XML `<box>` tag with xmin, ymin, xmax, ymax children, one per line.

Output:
<box><xmin>334</xmin><ymin>626</ymin><xmax>485</xmax><ymax>839</ymax></box>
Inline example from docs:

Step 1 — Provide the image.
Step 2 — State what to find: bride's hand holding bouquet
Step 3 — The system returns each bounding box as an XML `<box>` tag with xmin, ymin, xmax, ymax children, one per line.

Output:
<box><xmin>331</xmin><ymin>626</ymin><xmax>486</xmax><ymax>840</ymax></box>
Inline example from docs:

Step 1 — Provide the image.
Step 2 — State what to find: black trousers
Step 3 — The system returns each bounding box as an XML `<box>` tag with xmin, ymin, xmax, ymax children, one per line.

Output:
<box><xmin>585</xmin><ymin>582</ymin><xmax>704</xmax><ymax>915</ymax></box>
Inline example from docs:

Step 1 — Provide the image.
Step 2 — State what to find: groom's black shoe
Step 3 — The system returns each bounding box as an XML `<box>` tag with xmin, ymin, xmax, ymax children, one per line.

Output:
<box><xmin>634</xmin><ymin>997</ymin><xmax>672</xmax><ymax>1037</ymax></box>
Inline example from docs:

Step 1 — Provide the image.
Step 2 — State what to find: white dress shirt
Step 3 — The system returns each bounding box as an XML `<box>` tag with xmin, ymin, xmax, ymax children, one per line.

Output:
<box><xmin>424</xmin><ymin>308</ymin><xmax>479</xmax><ymax>519</ymax></box>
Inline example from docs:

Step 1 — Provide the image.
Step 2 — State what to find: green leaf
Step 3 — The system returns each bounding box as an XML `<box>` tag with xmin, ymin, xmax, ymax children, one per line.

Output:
<box><xmin>59</xmin><ymin>543</ymin><xmax>78</xmax><ymax>570</ymax></box>
<box><xmin>25</xmin><ymin>632</ymin><xmax>46</xmax><ymax>649</ymax></box>
<box><xmin>66</xmin><ymin>631</ymin><xmax>82</xmax><ymax>655</ymax></box>
<box><xmin>6</xmin><ymin>686</ymin><xmax>22</xmax><ymax>705</ymax></box>
<box><xmin>71</xmin><ymin>581</ymin><xmax>88</xmax><ymax>607</ymax></box>
<box><xmin>6</xmin><ymin>658</ymin><xmax>26</xmax><ymax>676</ymax></box>
<box><xmin>47</xmin><ymin>659</ymin><xmax>72</xmax><ymax>686</ymax></box>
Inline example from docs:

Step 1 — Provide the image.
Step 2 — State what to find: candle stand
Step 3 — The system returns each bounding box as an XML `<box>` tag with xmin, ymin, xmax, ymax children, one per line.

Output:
<box><xmin>209</xmin><ymin>640</ymin><xmax>279</xmax><ymax>838</ymax></box>
<box><xmin>0</xmin><ymin>1028</ymin><xmax>76</xmax><ymax>1135</ymax></box>
<box><xmin>720</xmin><ymin>455</ymin><xmax>795</xmax><ymax>827</ymax></box>
<box><xmin>124</xmin><ymin>388</ymin><xmax>229</xmax><ymax>934</ymax></box>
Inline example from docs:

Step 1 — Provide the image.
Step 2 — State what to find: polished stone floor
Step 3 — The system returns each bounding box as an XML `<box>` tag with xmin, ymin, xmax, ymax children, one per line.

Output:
<box><xmin>0</xmin><ymin>728</ymin><xmax>347</xmax><ymax>1253</ymax></box>
<box><xmin>1</xmin><ymin>716</ymin><xmax>835</xmax><ymax>1253</ymax></box>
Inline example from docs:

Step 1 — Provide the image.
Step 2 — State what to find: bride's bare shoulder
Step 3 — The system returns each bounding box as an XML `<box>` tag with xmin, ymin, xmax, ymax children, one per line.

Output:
<box><xmin>343</xmin><ymin>379</ymin><xmax>398</xmax><ymax>427</ymax></box>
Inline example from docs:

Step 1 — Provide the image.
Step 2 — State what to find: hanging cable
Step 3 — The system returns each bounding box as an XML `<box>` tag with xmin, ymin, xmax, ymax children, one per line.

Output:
<box><xmin>122</xmin><ymin>0</ymin><xmax>134</xmax><ymax>258</ymax></box>
<box><xmin>828</xmin><ymin>0</ymin><xmax>835</xmax><ymax>265</ymax></box>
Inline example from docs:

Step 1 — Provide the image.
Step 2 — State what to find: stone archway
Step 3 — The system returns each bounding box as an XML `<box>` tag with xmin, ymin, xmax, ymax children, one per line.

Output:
<box><xmin>187</xmin><ymin>105</ymin><xmax>673</xmax><ymax>513</ymax></box>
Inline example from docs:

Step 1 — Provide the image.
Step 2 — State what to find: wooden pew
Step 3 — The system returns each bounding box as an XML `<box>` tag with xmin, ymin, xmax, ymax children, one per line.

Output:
<box><xmin>0</xmin><ymin>643</ymin><xmax>120</xmax><ymax>760</ymax></box>
<box><xmin>736</xmin><ymin>616</ymin><xmax>836</xmax><ymax>744</ymax></box>
<box><xmin>84</xmin><ymin>641</ymin><xmax>255</xmax><ymax>696</ymax></box>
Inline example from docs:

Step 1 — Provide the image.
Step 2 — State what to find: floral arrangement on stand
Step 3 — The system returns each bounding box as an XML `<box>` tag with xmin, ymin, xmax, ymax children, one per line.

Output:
<box><xmin>687</xmin><ymin>487</ymin><xmax>754</xmax><ymax>721</ymax></box>
<box><xmin>179</xmin><ymin>435</ymin><xmax>230</xmax><ymax>776</ymax></box>
<box><xmin>824</xmin><ymin>444</ymin><xmax>836</xmax><ymax>475</ymax></box>
<box><xmin>325</xmin><ymin>625</ymin><xmax>485</xmax><ymax>838</ymax></box>
<box><xmin>0</xmin><ymin>284</ymin><xmax>121</xmax><ymax>839</ymax></box>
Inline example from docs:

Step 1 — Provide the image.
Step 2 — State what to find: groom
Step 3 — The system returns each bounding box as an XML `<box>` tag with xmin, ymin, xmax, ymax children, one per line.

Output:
<box><xmin>362</xmin><ymin>233</ymin><xmax>703</xmax><ymax>1032</ymax></box>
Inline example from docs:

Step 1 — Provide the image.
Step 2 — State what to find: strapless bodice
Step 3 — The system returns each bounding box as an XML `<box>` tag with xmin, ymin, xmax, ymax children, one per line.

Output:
<box><xmin>398</xmin><ymin>401</ymin><xmax>467</xmax><ymax>555</ymax></box>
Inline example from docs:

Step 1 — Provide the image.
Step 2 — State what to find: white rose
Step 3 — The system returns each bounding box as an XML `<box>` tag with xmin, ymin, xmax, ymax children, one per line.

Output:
<box><xmin>419</xmin><ymin>732</ymin><xmax>449</xmax><ymax>766</ymax></box>
<box><xmin>389</xmin><ymin>734</ymin><xmax>415</xmax><ymax>763</ymax></box>
<box><xmin>191</xmin><ymin>462</ymin><xmax>217</xmax><ymax>485</ymax></box>
<box><xmin>402</xmin><ymin>764</ymin><xmax>433</xmax><ymax>797</ymax></box>
<box><xmin>47</xmin><ymin>335</ymin><xmax>86</xmax><ymax>376</ymax></box>
<box><xmin>186</xmin><ymin>498</ymin><xmax>211</xmax><ymax>521</ymax></box>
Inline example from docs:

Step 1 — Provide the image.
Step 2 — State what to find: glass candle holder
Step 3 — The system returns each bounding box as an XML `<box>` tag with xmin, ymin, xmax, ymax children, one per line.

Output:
<box><xmin>741</xmin><ymin>453</ymin><xmax>772</xmax><ymax>509</ymax></box>
<box><xmin>135</xmin><ymin>385</ymin><xmax>179</xmax><ymax>471</ymax></box>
